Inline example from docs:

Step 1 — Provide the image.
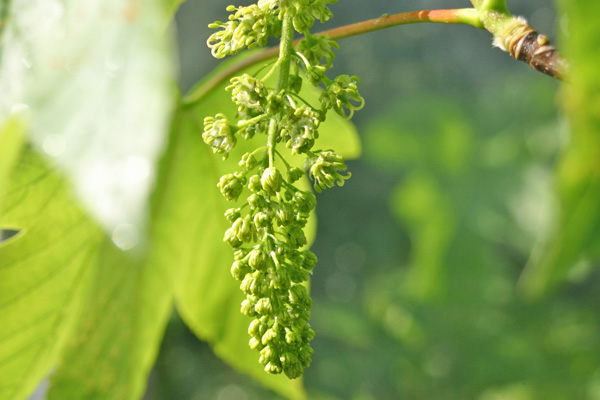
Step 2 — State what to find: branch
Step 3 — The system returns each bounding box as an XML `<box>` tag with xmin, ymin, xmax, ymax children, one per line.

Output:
<box><xmin>183</xmin><ymin>7</ymin><xmax>566</xmax><ymax>108</ymax></box>
<box><xmin>470</xmin><ymin>0</ymin><xmax>567</xmax><ymax>80</ymax></box>
<box><xmin>488</xmin><ymin>16</ymin><xmax>567</xmax><ymax>80</ymax></box>
<box><xmin>182</xmin><ymin>9</ymin><xmax>481</xmax><ymax>107</ymax></box>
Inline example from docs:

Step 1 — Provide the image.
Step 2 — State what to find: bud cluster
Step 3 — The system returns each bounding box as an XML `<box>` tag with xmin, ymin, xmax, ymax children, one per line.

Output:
<box><xmin>208</xmin><ymin>4</ymin><xmax>280</xmax><ymax>58</ymax></box>
<box><xmin>203</xmin><ymin>113</ymin><xmax>236</xmax><ymax>159</ymax></box>
<box><xmin>221</xmin><ymin>153</ymin><xmax>319</xmax><ymax>378</ymax></box>
<box><xmin>205</xmin><ymin>0</ymin><xmax>363</xmax><ymax>379</ymax></box>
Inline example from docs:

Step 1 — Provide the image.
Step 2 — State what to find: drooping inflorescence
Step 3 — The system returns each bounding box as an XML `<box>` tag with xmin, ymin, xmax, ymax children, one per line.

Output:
<box><xmin>204</xmin><ymin>0</ymin><xmax>363</xmax><ymax>379</ymax></box>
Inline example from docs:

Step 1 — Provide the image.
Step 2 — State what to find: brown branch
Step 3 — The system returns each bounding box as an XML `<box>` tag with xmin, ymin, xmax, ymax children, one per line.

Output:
<box><xmin>495</xmin><ymin>22</ymin><xmax>568</xmax><ymax>80</ymax></box>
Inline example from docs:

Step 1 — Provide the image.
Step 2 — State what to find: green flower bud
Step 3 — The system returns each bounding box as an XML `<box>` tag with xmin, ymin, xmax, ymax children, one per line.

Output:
<box><xmin>286</xmin><ymin>225</ymin><xmax>307</xmax><ymax>249</ymax></box>
<box><xmin>232</xmin><ymin>216</ymin><xmax>255</xmax><ymax>243</ymax></box>
<box><xmin>306</xmin><ymin>64</ymin><xmax>326</xmax><ymax>86</ymax></box>
<box><xmin>273</xmin><ymin>267</ymin><xmax>291</xmax><ymax>291</ymax></box>
<box><xmin>275</xmin><ymin>203</ymin><xmax>295</xmax><ymax>225</ymax></box>
<box><xmin>224</xmin><ymin>208</ymin><xmax>241</xmax><ymax>223</ymax></box>
<box><xmin>287</xmin><ymin>167</ymin><xmax>304</xmax><ymax>183</ymax></box>
<box><xmin>304</xmin><ymin>326</ymin><xmax>315</xmax><ymax>341</ymax></box>
<box><xmin>285</xmin><ymin>327</ymin><xmax>301</xmax><ymax>344</ymax></box>
<box><xmin>248</xmin><ymin>174</ymin><xmax>262</xmax><ymax>192</ymax></box>
<box><xmin>203</xmin><ymin>114</ymin><xmax>236</xmax><ymax>158</ymax></box>
<box><xmin>298</xmin><ymin>345</ymin><xmax>314</xmax><ymax>365</ymax></box>
<box><xmin>248</xmin><ymin>318</ymin><xmax>263</xmax><ymax>338</ymax></box>
<box><xmin>255</xmin><ymin>297</ymin><xmax>275</xmax><ymax>316</ymax></box>
<box><xmin>307</xmin><ymin>150</ymin><xmax>351</xmax><ymax>193</ymax></box>
<box><xmin>302</xmin><ymin>250</ymin><xmax>318</xmax><ymax>270</ymax></box>
<box><xmin>240</xmin><ymin>274</ymin><xmax>256</xmax><ymax>294</ymax></box>
<box><xmin>320</xmin><ymin>74</ymin><xmax>365</xmax><ymax>119</ymax></box>
<box><xmin>292</xmin><ymin>190</ymin><xmax>316</xmax><ymax>213</ymax></box>
<box><xmin>260</xmin><ymin>345</ymin><xmax>277</xmax><ymax>363</ymax></box>
<box><xmin>207</xmin><ymin>6</ymin><xmax>278</xmax><ymax>59</ymax></box>
<box><xmin>289</xmin><ymin>284</ymin><xmax>311</xmax><ymax>307</ymax></box>
<box><xmin>248</xmin><ymin>248</ymin><xmax>267</xmax><ymax>271</ymax></box>
<box><xmin>261</xmin><ymin>327</ymin><xmax>278</xmax><ymax>345</ymax></box>
<box><xmin>249</xmin><ymin>337</ymin><xmax>261</xmax><ymax>350</ymax></box>
<box><xmin>253</xmin><ymin>212</ymin><xmax>271</xmax><ymax>229</ymax></box>
<box><xmin>289</xmin><ymin>266</ymin><xmax>310</xmax><ymax>283</ymax></box>
<box><xmin>279</xmin><ymin>351</ymin><xmax>298</xmax><ymax>365</ymax></box>
<box><xmin>264</xmin><ymin>361</ymin><xmax>282</xmax><ymax>374</ymax></box>
<box><xmin>224</xmin><ymin>227</ymin><xmax>243</xmax><ymax>248</ymax></box>
<box><xmin>241</xmin><ymin>273</ymin><xmax>268</xmax><ymax>296</ymax></box>
<box><xmin>248</xmin><ymin>193</ymin><xmax>267</xmax><ymax>210</ymax></box>
<box><xmin>217</xmin><ymin>173</ymin><xmax>244</xmax><ymax>201</ymax></box>
<box><xmin>239</xmin><ymin>152</ymin><xmax>258</xmax><ymax>170</ymax></box>
<box><xmin>292</xmin><ymin>11</ymin><xmax>315</xmax><ymax>33</ymax></box>
<box><xmin>280</xmin><ymin>353</ymin><xmax>304</xmax><ymax>379</ymax></box>
<box><xmin>241</xmin><ymin>297</ymin><xmax>257</xmax><ymax>317</ymax></box>
<box><xmin>284</xmin><ymin>104</ymin><xmax>320</xmax><ymax>155</ymax></box>
<box><xmin>226</xmin><ymin>73</ymin><xmax>269</xmax><ymax>111</ymax></box>
<box><xmin>231</xmin><ymin>260</ymin><xmax>251</xmax><ymax>281</ymax></box>
<box><xmin>261</xmin><ymin>167</ymin><xmax>282</xmax><ymax>195</ymax></box>
<box><xmin>296</xmin><ymin>35</ymin><xmax>338</xmax><ymax>69</ymax></box>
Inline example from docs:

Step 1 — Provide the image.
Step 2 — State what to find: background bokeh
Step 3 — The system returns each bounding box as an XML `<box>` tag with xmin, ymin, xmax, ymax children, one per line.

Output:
<box><xmin>148</xmin><ymin>1</ymin><xmax>600</xmax><ymax>399</ymax></box>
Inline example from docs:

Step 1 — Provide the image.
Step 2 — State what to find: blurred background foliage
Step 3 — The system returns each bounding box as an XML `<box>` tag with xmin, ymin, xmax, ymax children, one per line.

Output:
<box><xmin>148</xmin><ymin>0</ymin><xmax>600</xmax><ymax>399</ymax></box>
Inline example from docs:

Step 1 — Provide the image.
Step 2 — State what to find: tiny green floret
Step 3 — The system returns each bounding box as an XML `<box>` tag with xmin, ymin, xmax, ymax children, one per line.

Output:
<box><xmin>204</xmin><ymin>0</ymin><xmax>363</xmax><ymax>379</ymax></box>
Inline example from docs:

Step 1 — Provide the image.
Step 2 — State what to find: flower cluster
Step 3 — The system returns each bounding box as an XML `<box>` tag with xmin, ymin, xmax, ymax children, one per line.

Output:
<box><xmin>307</xmin><ymin>150</ymin><xmax>351</xmax><ymax>193</ymax></box>
<box><xmin>203</xmin><ymin>113</ymin><xmax>236</xmax><ymax>159</ymax></box>
<box><xmin>208</xmin><ymin>4</ymin><xmax>281</xmax><ymax>58</ymax></box>
<box><xmin>220</xmin><ymin>155</ymin><xmax>319</xmax><ymax>378</ymax></box>
<box><xmin>208</xmin><ymin>0</ymin><xmax>340</xmax><ymax>59</ymax></box>
<box><xmin>295</xmin><ymin>33</ymin><xmax>339</xmax><ymax>68</ymax></box>
<box><xmin>321</xmin><ymin>74</ymin><xmax>364</xmax><ymax>118</ymax></box>
<box><xmin>204</xmin><ymin>0</ymin><xmax>363</xmax><ymax>379</ymax></box>
<box><xmin>259</xmin><ymin>0</ymin><xmax>337</xmax><ymax>32</ymax></box>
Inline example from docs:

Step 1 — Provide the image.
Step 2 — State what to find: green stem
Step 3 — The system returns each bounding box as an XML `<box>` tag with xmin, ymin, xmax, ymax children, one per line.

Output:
<box><xmin>236</xmin><ymin>113</ymin><xmax>269</xmax><ymax>129</ymax></box>
<box><xmin>275</xmin><ymin>12</ymin><xmax>295</xmax><ymax>93</ymax></box>
<box><xmin>478</xmin><ymin>0</ymin><xmax>508</xmax><ymax>13</ymax></box>
<box><xmin>267</xmin><ymin>11</ymin><xmax>294</xmax><ymax>168</ymax></box>
<box><xmin>267</xmin><ymin>118</ymin><xmax>277</xmax><ymax>167</ymax></box>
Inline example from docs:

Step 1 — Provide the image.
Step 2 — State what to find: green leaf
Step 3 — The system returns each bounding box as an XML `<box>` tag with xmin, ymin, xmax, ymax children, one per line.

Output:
<box><xmin>47</xmin><ymin>240</ymin><xmax>173</xmax><ymax>400</ymax></box>
<box><xmin>0</xmin><ymin>149</ymin><xmax>103</xmax><ymax>400</ymax></box>
<box><xmin>0</xmin><ymin>0</ymin><xmax>175</xmax><ymax>235</ymax></box>
<box><xmin>169</xmin><ymin>53</ymin><xmax>360</xmax><ymax>398</ymax></box>
<box><xmin>0</xmin><ymin>147</ymin><xmax>175</xmax><ymax>400</ymax></box>
<box><xmin>519</xmin><ymin>2</ymin><xmax>600</xmax><ymax>298</ymax></box>
<box><xmin>390</xmin><ymin>172</ymin><xmax>456</xmax><ymax>300</ymax></box>
<box><xmin>0</xmin><ymin>118</ymin><xmax>24</xmax><ymax>213</ymax></box>
<box><xmin>165</xmin><ymin>0</ymin><xmax>186</xmax><ymax>21</ymax></box>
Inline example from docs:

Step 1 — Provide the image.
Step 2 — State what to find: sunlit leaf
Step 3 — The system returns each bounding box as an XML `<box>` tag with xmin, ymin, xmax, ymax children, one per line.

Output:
<box><xmin>47</xmin><ymin>240</ymin><xmax>174</xmax><ymax>400</ymax></box>
<box><xmin>0</xmin><ymin>0</ymin><xmax>175</xmax><ymax>237</ymax></box>
<box><xmin>0</xmin><ymin>150</ymin><xmax>102</xmax><ymax>400</ymax></box>
<box><xmin>519</xmin><ymin>2</ymin><xmax>600</xmax><ymax>298</ymax></box>
<box><xmin>165</xmin><ymin>0</ymin><xmax>186</xmax><ymax>21</ymax></box>
<box><xmin>0</xmin><ymin>147</ymin><xmax>178</xmax><ymax>400</ymax></box>
<box><xmin>390</xmin><ymin>172</ymin><xmax>456</xmax><ymax>300</ymax></box>
<box><xmin>0</xmin><ymin>118</ymin><xmax>24</xmax><ymax>213</ymax></box>
<box><xmin>168</xmin><ymin>53</ymin><xmax>360</xmax><ymax>398</ymax></box>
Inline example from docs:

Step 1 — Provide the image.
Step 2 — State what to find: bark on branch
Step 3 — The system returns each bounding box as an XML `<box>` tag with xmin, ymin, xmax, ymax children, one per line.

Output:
<box><xmin>492</xmin><ymin>17</ymin><xmax>568</xmax><ymax>80</ymax></box>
